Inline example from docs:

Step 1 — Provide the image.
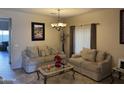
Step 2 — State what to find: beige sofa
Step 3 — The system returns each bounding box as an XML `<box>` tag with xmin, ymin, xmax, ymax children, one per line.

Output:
<box><xmin>69</xmin><ymin>48</ymin><xmax>112</xmax><ymax>81</ymax></box>
<box><xmin>22</xmin><ymin>46</ymin><xmax>66</xmax><ymax>73</ymax></box>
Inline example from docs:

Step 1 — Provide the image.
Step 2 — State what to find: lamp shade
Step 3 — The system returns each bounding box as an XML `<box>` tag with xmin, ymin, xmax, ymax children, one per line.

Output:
<box><xmin>51</xmin><ymin>22</ymin><xmax>67</xmax><ymax>31</ymax></box>
<box><xmin>51</xmin><ymin>22</ymin><xmax>66</xmax><ymax>27</ymax></box>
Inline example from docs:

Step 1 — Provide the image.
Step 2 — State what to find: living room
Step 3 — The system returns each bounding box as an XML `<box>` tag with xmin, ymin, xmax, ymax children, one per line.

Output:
<box><xmin>0</xmin><ymin>8</ymin><xmax>124</xmax><ymax>84</ymax></box>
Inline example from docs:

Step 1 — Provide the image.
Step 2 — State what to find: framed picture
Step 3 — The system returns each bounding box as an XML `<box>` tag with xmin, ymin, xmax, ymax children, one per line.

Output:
<box><xmin>120</xmin><ymin>10</ymin><xmax>124</xmax><ymax>44</ymax></box>
<box><xmin>31</xmin><ymin>22</ymin><xmax>45</xmax><ymax>41</ymax></box>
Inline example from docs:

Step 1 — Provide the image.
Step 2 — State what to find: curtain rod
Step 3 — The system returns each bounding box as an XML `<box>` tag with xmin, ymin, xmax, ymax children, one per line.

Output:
<box><xmin>76</xmin><ymin>23</ymin><xmax>100</xmax><ymax>27</ymax></box>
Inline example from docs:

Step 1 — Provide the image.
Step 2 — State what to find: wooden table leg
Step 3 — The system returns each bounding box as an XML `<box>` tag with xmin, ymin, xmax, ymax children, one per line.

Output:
<box><xmin>37</xmin><ymin>71</ymin><xmax>40</xmax><ymax>80</ymax></box>
<box><xmin>72</xmin><ymin>69</ymin><xmax>75</xmax><ymax>80</ymax></box>
<box><xmin>111</xmin><ymin>74</ymin><xmax>114</xmax><ymax>83</ymax></box>
<box><xmin>119</xmin><ymin>72</ymin><xmax>122</xmax><ymax>79</ymax></box>
<box><xmin>44</xmin><ymin>76</ymin><xmax>47</xmax><ymax>84</ymax></box>
<box><xmin>111</xmin><ymin>70</ymin><xmax>115</xmax><ymax>84</ymax></box>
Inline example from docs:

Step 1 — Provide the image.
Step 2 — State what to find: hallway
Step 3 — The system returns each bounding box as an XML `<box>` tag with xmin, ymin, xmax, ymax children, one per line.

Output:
<box><xmin>0</xmin><ymin>51</ymin><xmax>16</xmax><ymax>80</ymax></box>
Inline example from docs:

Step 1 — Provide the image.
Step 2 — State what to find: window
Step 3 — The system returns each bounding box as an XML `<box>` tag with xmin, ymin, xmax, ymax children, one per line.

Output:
<box><xmin>70</xmin><ymin>24</ymin><xmax>96</xmax><ymax>57</ymax></box>
<box><xmin>0</xmin><ymin>30</ymin><xmax>9</xmax><ymax>42</ymax></box>
<box><xmin>74</xmin><ymin>25</ymin><xmax>91</xmax><ymax>53</ymax></box>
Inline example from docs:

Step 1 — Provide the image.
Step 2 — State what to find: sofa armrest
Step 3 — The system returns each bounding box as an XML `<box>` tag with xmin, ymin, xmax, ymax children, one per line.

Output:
<box><xmin>71</xmin><ymin>54</ymin><xmax>81</xmax><ymax>58</ymax></box>
<box><xmin>22</xmin><ymin>51</ymin><xmax>30</xmax><ymax>66</ymax></box>
<box><xmin>98</xmin><ymin>55</ymin><xmax>112</xmax><ymax>72</ymax></box>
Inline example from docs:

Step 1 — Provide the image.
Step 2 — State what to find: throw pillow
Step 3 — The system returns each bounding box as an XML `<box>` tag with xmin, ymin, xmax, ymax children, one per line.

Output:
<box><xmin>39</xmin><ymin>46</ymin><xmax>51</xmax><ymax>56</ymax></box>
<box><xmin>96</xmin><ymin>51</ymin><xmax>106</xmax><ymax>62</ymax></box>
<box><xmin>26</xmin><ymin>46</ymin><xmax>39</xmax><ymax>57</ymax></box>
<box><xmin>41</xmin><ymin>50</ymin><xmax>46</xmax><ymax>57</ymax></box>
<box><xmin>38</xmin><ymin>46</ymin><xmax>43</xmax><ymax>56</ymax></box>
<box><xmin>45</xmin><ymin>49</ymin><xmax>51</xmax><ymax>56</ymax></box>
<box><xmin>72</xmin><ymin>54</ymin><xmax>81</xmax><ymax>58</ymax></box>
<box><xmin>59</xmin><ymin>51</ymin><xmax>64</xmax><ymax>55</ymax></box>
<box><xmin>38</xmin><ymin>47</ymin><xmax>48</xmax><ymax>57</ymax></box>
<box><xmin>81</xmin><ymin>48</ymin><xmax>96</xmax><ymax>62</ymax></box>
<box><xmin>49</xmin><ymin>48</ymin><xmax>57</xmax><ymax>55</ymax></box>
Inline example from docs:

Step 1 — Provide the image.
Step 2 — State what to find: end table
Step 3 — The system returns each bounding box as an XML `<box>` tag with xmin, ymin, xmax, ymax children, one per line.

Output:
<box><xmin>111</xmin><ymin>67</ymin><xmax>124</xmax><ymax>83</ymax></box>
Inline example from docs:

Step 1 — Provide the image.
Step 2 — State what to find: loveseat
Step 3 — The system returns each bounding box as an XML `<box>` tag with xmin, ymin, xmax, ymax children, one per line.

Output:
<box><xmin>69</xmin><ymin>48</ymin><xmax>112</xmax><ymax>81</ymax></box>
<box><xmin>22</xmin><ymin>46</ymin><xmax>66</xmax><ymax>73</ymax></box>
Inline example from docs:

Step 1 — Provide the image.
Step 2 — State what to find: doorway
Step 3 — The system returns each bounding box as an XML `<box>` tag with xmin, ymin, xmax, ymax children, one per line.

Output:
<box><xmin>0</xmin><ymin>18</ymin><xmax>11</xmax><ymax>66</ymax></box>
<box><xmin>0</xmin><ymin>18</ymin><xmax>16</xmax><ymax>80</ymax></box>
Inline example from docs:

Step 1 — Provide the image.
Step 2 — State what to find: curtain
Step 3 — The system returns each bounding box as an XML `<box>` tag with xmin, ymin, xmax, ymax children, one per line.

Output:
<box><xmin>74</xmin><ymin>25</ymin><xmax>91</xmax><ymax>53</ymax></box>
<box><xmin>69</xmin><ymin>26</ymin><xmax>75</xmax><ymax>57</ymax></box>
<box><xmin>91</xmin><ymin>24</ymin><xmax>97</xmax><ymax>49</ymax></box>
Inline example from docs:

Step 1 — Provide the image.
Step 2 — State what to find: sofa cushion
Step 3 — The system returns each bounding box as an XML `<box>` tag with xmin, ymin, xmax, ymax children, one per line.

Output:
<box><xmin>96</xmin><ymin>51</ymin><xmax>106</xmax><ymax>62</ymax></box>
<box><xmin>59</xmin><ymin>54</ymin><xmax>66</xmax><ymax>59</ymax></box>
<box><xmin>45</xmin><ymin>49</ymin><xmax>51</xmax><ymax>56</ymax></box>
<box><xmin>38</xmin><ymin>49</ymin><xmax>45</xmax><ymax>57</ymax></box>
<box><xmin>23</xmin><ymin>57</ymin><xmax>44</xmax><ymax>66</ymax></box>
<box><xmin>38</xmin><ymin>46</ymin><xmax>51</xmax><ymax>56</ymax></box>
<box><xmin>80</xmin><ymin>48</ymin><xmax>96</xmax><ymax>62</ymax></box>
<box><xmin>26</xmin><ymin>46</ymin><xmax>39</xmax><ymax>58</ymax></box>
<box><xmin>81</xmin><ymin>60</ymin><xmax>100</xmax><ymax>73</ymax></box>
<box><xmin>72</xmin><ymin>54</ymin><xmax>81</xmax><ymax>58</ymax></box>
<box><xmin>38</xmin><ymin>47</ymin><xmax>43</xmax><ymax>56</ymax></box>
<box><xmin>49</xmin><ymin>48</ymin><xmax>57</xmax><ymax>55</ymax></box>
<box><xmin>69</xmin><ymin>57</ymin><xmax>84</xmax><ymax>67</ymax></box>
<box><xmin>41</xmin><ymin>50</ymin><xmax>46</xmax><ymax>57</ymax></box>
<box><xmin>44</xmin><ymin>55</ymin><xmax>55</xmax><ymax>62</ymax></box>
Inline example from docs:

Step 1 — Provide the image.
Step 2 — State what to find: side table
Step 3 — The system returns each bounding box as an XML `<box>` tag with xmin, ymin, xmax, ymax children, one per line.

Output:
<box><xmin>111</xmin><ymin>67</ymin><xmax>124</xmax><ymax>83</ymax></box>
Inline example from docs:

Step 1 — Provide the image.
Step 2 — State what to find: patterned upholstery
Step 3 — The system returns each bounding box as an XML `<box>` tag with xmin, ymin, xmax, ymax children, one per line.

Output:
<box><xmin>22</xmin><ymin>46</ymin><xmax>66</xmax><ymax>73</ymax></box>
<box><xmin>69</xmin><ymin>49</ymin><xmax>112</xmax><ymax>81</ymax></box>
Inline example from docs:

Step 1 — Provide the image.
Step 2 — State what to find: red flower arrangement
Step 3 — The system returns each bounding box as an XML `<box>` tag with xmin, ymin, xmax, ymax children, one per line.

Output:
<box><xmin>54</xmin><ymin>52</ymin><xmax>62</xmax><ymax>68</ymax></box>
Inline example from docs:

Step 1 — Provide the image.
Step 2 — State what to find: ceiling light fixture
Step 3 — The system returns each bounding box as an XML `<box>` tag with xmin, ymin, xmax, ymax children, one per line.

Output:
<box><xmin>51</xmin><ymin>9</ymin><xmax>67</xmax><ymax>31</ymax></box>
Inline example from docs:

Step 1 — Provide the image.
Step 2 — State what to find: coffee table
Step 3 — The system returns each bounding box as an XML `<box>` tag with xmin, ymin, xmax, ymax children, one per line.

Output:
<box><xmin>36</xmin><ymin>63</ymin><xmax>75</xmax><ymax>84</ymax></box>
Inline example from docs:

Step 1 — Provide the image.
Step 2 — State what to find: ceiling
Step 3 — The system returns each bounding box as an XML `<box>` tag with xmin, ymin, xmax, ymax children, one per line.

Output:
<box><xmin>3</xmin><ymin>8</ymin><xmax>99</xmax><ymax>18</ymax></box>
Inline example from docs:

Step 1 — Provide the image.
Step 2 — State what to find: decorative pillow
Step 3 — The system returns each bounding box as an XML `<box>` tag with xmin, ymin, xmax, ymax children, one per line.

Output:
<box><xmin>41</xmin><ymin>50</ymin><xmax>46</xmax><ymax>57</ymax></box>
<box><xmin>81</xmin><ymin>48</ymin><xmax>96</xmax><ymax>62</ymax></box>
<box><xmin>38</xmin><ymin>47</ymin><xmax>42</xmax><ymax>56</ymax></box>
<box><xmin>72</xmin><ymin>54</ymin><xmax>81</xmax><ymax>58</ymax></box>
<box><xmin>38</xmin><ymin>46</ymin><xmax>51</xmax><ymax>56</ymax></box>
<box><xmin>96</xmin><ymin>51</ymin><xmax>106</xmax><ymax>62</ymax></box>
<box><xmin>59</xmin><ymin>51</ymin><xmax>64</xmax><ymax>55</ymax></box>
<box><xmin>26</xmin><ymin>46</ymin><xmax>39</xmax><ymax>57</ymax></box>
<box><xmin>49</xmin><ymin>48</ymin><xmax>57</xmax><ymax>55</ymax></box>
<box><xmin>45</xmin><ymin>49</ymin><xmax>51</xmax><ymax>56</ymax></box>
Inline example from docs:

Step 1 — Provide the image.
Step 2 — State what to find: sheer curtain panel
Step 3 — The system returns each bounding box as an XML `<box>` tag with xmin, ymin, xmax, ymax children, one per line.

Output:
<box><xmin>74</xmin><ymin>25</ymin><xmax>91</xmax><ymax>53</ymax></box>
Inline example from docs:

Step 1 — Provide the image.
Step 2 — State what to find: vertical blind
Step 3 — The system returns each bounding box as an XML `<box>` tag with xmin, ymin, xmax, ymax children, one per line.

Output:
<box><xmin>74</xmin><ymin>25</ymin><xmax>91</xmax><ymax>53</ymax></box>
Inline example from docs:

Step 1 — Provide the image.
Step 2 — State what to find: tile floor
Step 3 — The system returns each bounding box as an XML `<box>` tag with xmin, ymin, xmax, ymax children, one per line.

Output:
<box><xmin>0</xmin><ymin>51</ymin><xmax>16</xmax><ymax>81</ymax></box>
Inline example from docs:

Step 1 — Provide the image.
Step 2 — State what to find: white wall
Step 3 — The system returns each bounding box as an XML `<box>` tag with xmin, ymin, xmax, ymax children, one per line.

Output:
<box><xmin>64</xmin><ymin>9</ymin><xmax>124</xmax><ymax>66</ymax></box>
<box><xmin>0</xmin><ymin>9</ymin><xmax>60</xmax><ymax>69</ymax></box>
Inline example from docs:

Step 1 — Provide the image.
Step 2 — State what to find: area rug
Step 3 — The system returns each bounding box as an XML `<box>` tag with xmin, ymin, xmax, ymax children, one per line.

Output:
<box><xmin>13</xmin><ymin>70</ymin><xmax>115</xmax><ymax>84</ymax></box>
